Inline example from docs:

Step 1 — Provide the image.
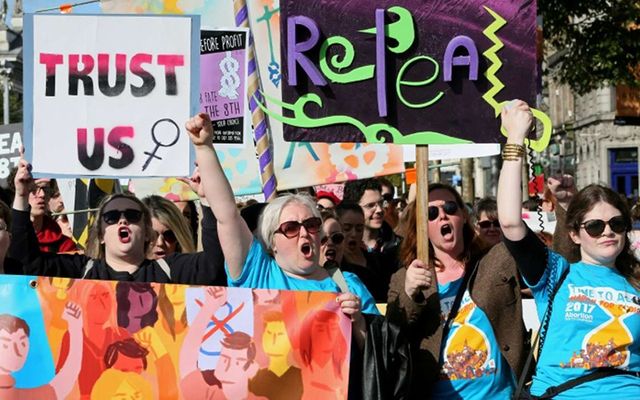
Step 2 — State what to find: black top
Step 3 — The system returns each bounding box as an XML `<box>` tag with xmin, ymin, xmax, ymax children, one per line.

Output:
<box><xmin>9</xmin><ymin>206</ymin><xmax>227</xmax><ymax>286</ymax></box>
<box><xmin>503</xmin><ymin>226</ymin><xmax>548</xmax><ymax>287</ymax></box>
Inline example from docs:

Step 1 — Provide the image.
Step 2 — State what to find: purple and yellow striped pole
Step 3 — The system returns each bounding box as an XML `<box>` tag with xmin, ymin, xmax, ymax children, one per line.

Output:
<box><xmin>234</xmin><ymin>0</ymin><xmax>277</xmax><ymax>201</ymax></box>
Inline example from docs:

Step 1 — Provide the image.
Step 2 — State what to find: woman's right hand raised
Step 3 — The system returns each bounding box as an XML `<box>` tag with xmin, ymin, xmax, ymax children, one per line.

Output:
<box><xmin>185</xmin><ymin>113</ymin><xmax>214</xmax><ymax>147</ymax></box>
<box><xmin>501</xmin><ymin>99</ymin><xmax>533</xmax><ymax>144</ymax></box>
<box><xmin>404</xmin><ymin>258</ymin><xmax>433</xmax><ymax>300</ymax></box>
<box><xmin>14</xmin><ymin>148</ymin><xmax>33</xmax><ymax>198</ymax></box>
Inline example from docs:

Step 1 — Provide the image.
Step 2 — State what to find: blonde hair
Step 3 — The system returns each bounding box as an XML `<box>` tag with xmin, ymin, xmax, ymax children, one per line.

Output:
<box><xmin>90</xmin><ymin>369</ymin><xmax>153</xmax><ymax>400</ymax></box>
<box><xmin>142</xmin><ymin>195</ymin><xmax>196</xmax><ymax>253</ymax></box>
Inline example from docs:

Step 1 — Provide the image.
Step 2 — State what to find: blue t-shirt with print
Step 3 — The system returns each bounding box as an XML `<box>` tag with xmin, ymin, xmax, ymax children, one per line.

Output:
<box><xmin>432</xmin><ymin>278</ymin><xmax>515</xmax><ymax>399</ymax></box>
<box><xmin>226</xmin><ymin>238</ymin><xmax>380</xmax><ymax>315</ymax></box>
<box><xmin>527</xmin><ymin>250</ymin><xmax>640</xmax><ymax>399</ymax></box>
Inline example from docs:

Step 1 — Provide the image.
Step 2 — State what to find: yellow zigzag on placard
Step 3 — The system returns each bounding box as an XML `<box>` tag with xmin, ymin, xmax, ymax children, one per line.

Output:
<box><xmin>481</xmin><ymin>6</ymin><xmax>552</xmax><ymax>152</ymax></box>
<box><xmin>481</xmin><ymin>6</ymin><xmax>506</xmax><ymax>116</ymax></box>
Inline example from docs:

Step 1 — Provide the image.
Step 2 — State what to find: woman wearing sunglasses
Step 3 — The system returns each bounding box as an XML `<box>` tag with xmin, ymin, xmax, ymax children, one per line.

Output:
<box><xmin>9</xmin><ymin>144</ymin><xmax>225</xmax><ymax>287</ymax></box>
<box><xmin>387</xmin><ymin>184</ymin><xmax>528</xmax><ymax>398</ymax></box>
<box><xmin>183</xmin><ymin>113</ymin><xmax>378</xmax><ymax>346</ymax></box>
<box><xmin>142</xmin><ymin>195</ymin><xmax>196</xmax><ymax>259</ymax></box>
<box><xmin>498</xmin><ymin>100</ymin><xmax>640</xmax><ymax>398</ymax></box>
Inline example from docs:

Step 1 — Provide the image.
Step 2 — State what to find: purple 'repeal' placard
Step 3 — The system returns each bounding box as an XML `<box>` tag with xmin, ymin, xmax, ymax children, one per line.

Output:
<box><xmin>278</xmin><ymin>0</ymin><xmax>538</xmax><ymax>145</ymax></box>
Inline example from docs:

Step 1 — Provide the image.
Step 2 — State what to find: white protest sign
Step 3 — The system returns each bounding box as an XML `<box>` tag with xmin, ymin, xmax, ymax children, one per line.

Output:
<box><xmin>25</xmin><ymin>14</ymin><xmax>199</xmax><ymax>178</ymax></box>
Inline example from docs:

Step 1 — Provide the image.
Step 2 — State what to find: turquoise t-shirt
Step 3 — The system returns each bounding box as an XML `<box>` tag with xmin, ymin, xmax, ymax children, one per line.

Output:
<box><xmin>227</xmin><ymin>238</ymin><xmax>380</xmax><ymax>315</ymax></box>
<box><xmin>432</xmin><ymin>278</ymin><xmax>515</xmax><ymax>399</ymax></box>
<box><xmin>528</xmin><ymin>251</ymin><xmax>640</xmax><ymax>399</ymax></box>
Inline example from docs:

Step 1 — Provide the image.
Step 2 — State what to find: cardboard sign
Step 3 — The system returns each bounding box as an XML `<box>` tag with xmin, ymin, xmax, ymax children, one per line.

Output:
<box><xmin>0</xmin><ymin>123</ymin><xmax>22</xmax><ymax>187</ymax></box>
<box><xmin>24</xmin><ymin>14</ymin><xmax>200</xmax><ymax>178</ymax></box>
<box><xmin>201</xmin><ymin>29</ymin><xmax>249</xmax><ymax>145</ymax></box>
<box><xmin>274</xmin><ymin>0</ymin><xmax>545</xmax><ymax>145</ymax></box>
<box><xmin>0</xmin><ymin>275</ymin><xmax>351</xmax><ymax>399</ymax></box>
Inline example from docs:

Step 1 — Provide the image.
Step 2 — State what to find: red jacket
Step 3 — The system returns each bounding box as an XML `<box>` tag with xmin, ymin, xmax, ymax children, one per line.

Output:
<box><xmin>37</xmin><ymin>215</ymin><xmax>77</xmax><ymax>254</ymax></box>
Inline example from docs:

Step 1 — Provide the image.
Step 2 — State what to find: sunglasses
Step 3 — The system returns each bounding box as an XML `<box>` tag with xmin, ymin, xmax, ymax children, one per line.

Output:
<box><xmin>321</xmin><ymin>232</ymin><xmax>345</xmax><ymax>245</ymax></box>
<box><xmin>579</xmin><ymin>216</ymin><xmax>628</xmax><ymax>237</ymax></box>
<box><xmin>428</xmin><ymin>201</ymin><xmax>459</xmax><ymax>221</ymax></box>
<box><xmin>275</xmin><ymin>217</ymin><xmax>322</xmax><ymax>238</ymax></box>
<box><xmin>478</xmin><ymin>220</ymin><xmax>500</xmax><ymax>229</ymax></box>
<box><xmin>155</xmin><ymin>229</ymin><xmax>177</xmax><ymax>244</ymax></box>
<box><xmin>102</xmin><ymin>209</ymin><xmax>143</xmax><ymax>225</ymax></box>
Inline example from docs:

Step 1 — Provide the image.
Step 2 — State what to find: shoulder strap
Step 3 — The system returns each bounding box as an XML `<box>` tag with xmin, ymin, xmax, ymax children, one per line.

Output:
<box><xmin>156</xmin><ymin>258</ymin><xmax>171</xmax><ymax>281</ymax></box>
<box><xmin>325</xmin><ymin>261</ymin><xmax>350</xmax><ymax>293</ymax></box>
<box><xmin>513</xmin><ymin>265</ymin><xmax>571</xmax><ymax>399</ymax></box>
<box><xmin>539</xmin><ymin>367</ymin><xmax>640</xmax><ymax>399</ymax></box>
<box><xmin>442</xmin><ymin>260</ymin><xmax>479</xmax><ymax>340</ymax></box>
<box><xmin>82</xmin><ymin>259</ymin><xmax>95</xmax><ymax>279</ymax></box>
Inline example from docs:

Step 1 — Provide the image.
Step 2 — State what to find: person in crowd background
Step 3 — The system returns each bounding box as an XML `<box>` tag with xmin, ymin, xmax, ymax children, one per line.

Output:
<box><xmin>498</xmin><ymin>99</ymin><xmax>640</xmax><ymax>398</ymax></box>
<box><xmin>142</xmin><ymin>195</ymin><xmax>196</xmax><ymax>259</ymax></box>
<box><xmin>316</xmin><ymin>190</ymin><xmax>341</xmax><ymax>211</ymax></box>
<box><xmin>473</xmin><ymin>197</ymin><xmax>503</xmax><ymax>247</ymax></box>
<box><xmin>387</xmin><ymin>183</ymin><xmax>528</xmax><ymax>399</ymax></box>
<box><xmin>378</xmin><ymin>177</ymin><xmax>400</xmax><ymax>229</ymax></box>
<box><xmin>0</xmin><ymin>199</ymin><xmax>21</xmax><ymax>274</ymax></box>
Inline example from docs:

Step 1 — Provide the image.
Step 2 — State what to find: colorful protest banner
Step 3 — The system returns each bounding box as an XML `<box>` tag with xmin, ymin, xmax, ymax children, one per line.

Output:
<box><xmin>24</xmin><ymin>14</ymin><xmax>199</xmax><ymax>178</ymax></box>
<box><xmin>247</xmin><ymin>0</ymin><xmax>406</xmax><ymax>191</ymax></box>
<box><xmin>0</xmin><ymin>123</ymin><xmax>22</xmax><ymax>187</ymax></box>
<box><xmin>201</xmin><ymin>29</ymin><xmax>249</xmax><ymax>145</ymax></box>
<box><xmin>272</xmin><ymin>0</ymin><xmax>552</xmax><ymax>150</ymax></box>
<box><xmin>0</xmin><ymin>275</ymin><xmax>351</xmax><ymax>399</ymax></box>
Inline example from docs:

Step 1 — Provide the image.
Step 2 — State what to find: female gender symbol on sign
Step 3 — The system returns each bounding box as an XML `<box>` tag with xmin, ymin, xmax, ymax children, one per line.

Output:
<box><xmin>142</xmin><ymin>118</ymin><xmax>181</xmax><ymax>171</ymax></box>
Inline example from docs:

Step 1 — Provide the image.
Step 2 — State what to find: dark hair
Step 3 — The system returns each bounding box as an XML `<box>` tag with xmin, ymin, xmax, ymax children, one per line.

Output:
<box><xmin>399</xmin><ymin>183</ymin><xmax>486</xmax><ymax>269</ymax></box>
<box><xmin>320</xmin><ymin>208</ymin><xmax>338</xmax><ymax>223</ymax></box>
<box><xmin>104</xmin><ymin>338</ymin><xmax>149</xmax><ymax>370</ymax></box>
<box><xmin>0</xmin><ymin>199</ymin><xmax>11</xmax><ymax>229</ymax></box>
<box><xmin>116</xmin><ymin>282</ymin><xmax>159</xmax><ymax>331</ymax></box>
<box><xmin>0</xmin><ymin>314</ymin><xmax>29</xmax><ymax>336</ymax></box>
<box><xmin>342</xmin><ymin>179</ymin><xmax>382</xmax><ymax>204</ymax></box>
<box><xmin>378</xmin><ymin>177</ymin><xmax>394</xmax><ymax>195</ymax></box>
<box><xmin>221</xmin><ymin>331</ymin><xmax>256</xmax><ymax>370</ymax></box>
<box><xmin>565</xmin><ymin>184</ymin><xmax>640</xmax><ymax>289</ymax></box>
<box><xmin>473</xmin><ymin>197</ymin><xmax>498</xmax><ymax>225</ymax></box>
<box><xmin>522</xmin><ymin>198</ymin><xmax>539</xmax><ymax>212</ymax></box>
<box><xmin>335</xmin><ymin>202</ymin><xmax>365</xmax><ymax>219</ymax></box>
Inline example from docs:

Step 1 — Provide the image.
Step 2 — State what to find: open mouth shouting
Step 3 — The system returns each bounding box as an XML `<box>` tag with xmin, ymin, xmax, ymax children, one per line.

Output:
<box><xmin>118</xmin><ymin>227</ymin><xmax>132</xmax><ymax>244</ymax></box>
<box><xmin>440</xmin><ymin>223</ymin><xmax>454</xmax><ymax>240</ymax></box>
<box><xmin>324</xmin><ymin>248</ymin><xmax>337</xmax><ymax>261</ymax></box>
<box><xmin>300</xmin><ymin>241</ymin><xmax>314</xmax><ymax>259</ymax></box>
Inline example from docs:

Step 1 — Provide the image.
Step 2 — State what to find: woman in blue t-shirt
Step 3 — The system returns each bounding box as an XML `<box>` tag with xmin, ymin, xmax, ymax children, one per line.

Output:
<box><xmin>498</xmin><ymin>100</ymin><xmax>640</xmax><ymax>399</ymax></box>
<box><xmin>184</xmin><ymin>113</ymin><xmax>378</xmax><ymax>350</ymax></box>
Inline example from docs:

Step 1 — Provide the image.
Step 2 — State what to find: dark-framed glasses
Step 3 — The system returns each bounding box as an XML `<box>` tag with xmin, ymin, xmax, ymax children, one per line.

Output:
<box><xmin>275</xmin><ymin>217</ymin><xmax>322</xmax><ymax>238</ymax></box>
<box><xmin>321</xmin><ymin>232</ymin><xmax>345</xmax><ymax>245</ymax></box>
<box><xmin>102</xmin><ymin>209</ymin><xmax>143</xmax><ymax>225</ymax></box>
<box><xmin>579</xmin><ymin>216</ymin><xmax>628</xmax><ymax>237</ymax></box>
<box><xmin>156</xmin><ymin>229</ymin><xmax>177</xmax><ymax>244</ymax></box>
<box><xmin>478</xmin><ymin>220</ymin><xmax>500</xmax><ymax>229</ymax></box>
<box><xmin>428</xmin><ymin>201</ymin><xmax>459</xmax><ymax>221</ymax></box>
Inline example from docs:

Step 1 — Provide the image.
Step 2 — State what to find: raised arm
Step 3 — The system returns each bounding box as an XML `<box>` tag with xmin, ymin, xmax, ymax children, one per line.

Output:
<box><xmin>50</xmin><ymin>303</ymin><xmax>83</xmax><ymax>399</ymax></box>
<box><xmin>185</xmin><ymin>113</ymin><xmax>253</xmax><ymax>280</ymax></box>
<box><xmin>497</xmin><ymin>100</ymin><xmax>533</xmax><ymax>241</ymax></box>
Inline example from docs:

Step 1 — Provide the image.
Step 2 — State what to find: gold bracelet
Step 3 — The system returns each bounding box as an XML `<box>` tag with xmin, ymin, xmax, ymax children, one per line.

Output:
<box><xmin>502</xmin><ymin>143</ymin><xmax>526</xmax><ymax>160</ymax></box>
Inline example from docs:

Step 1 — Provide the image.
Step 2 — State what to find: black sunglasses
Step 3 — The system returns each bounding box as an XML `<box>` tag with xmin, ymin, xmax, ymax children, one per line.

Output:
<box><xmin>321</xmin><ymin>232</ymin><xmax>345</xmax><ymax>245</ymax></box>
<box><xmin>156</xmin><ymin>229</ymin><xmax>177</xmax><ymax>244</ymax></box>
<box><xmin>478</xmin><ymin>220</ymin><xmax>500</xmax><ymax>229</ymax></box>
<box><xmin>428</xmin><ymin>201</ymin><xmax>459</xmax><ymax>221</ymax></box>
<box><xmin>102</xmin><ymin>209</ymin><xmax>143</xmax><ymax>225</ymax></box>
<box><xmin>580</xmin><ymin>216</ymin><xmax>628</xmax><ymax>237</ymax></box>
<box><xmin>275</xmin><ymin>217</ymin><xmax>322</xmax><ymax>238</ymax></box>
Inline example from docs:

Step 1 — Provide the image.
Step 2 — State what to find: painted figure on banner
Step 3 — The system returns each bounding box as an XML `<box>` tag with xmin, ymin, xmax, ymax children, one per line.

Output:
<box><xmin>249</xmin><ymin>310</ymin><xmax>302</xmax><ymax>400</ymax></box>
<box><xmin>57</xmin><ymin>282</ymin><xmax>129</xmax><ymax>399</ymax></box>
<box><xmin>91</xmin><ymin>368</ymin><xmax>153</xmax><ymax>400</ymax></box>
<box><xmin>37</xmin><ymin>277</ymin><xmax>77</xmax><ymax>365</ymax></box>
<box><xmin>298</xmin><ymin>309</ymin><xmax>348</xmax><ymax>400</ymax></box>
<box><xmin>156</xmin><ymin>284</ymin><xmax>189</xmax><ymax>378</ymax></box>
<box><xmin>116</xmin><ymin>282</ymin><xmax>159</xmax><ymax>334</ymax></box>
<box><xmin>0</xmin><ymin>303</ymin><xmax>83</xmax><ymax>400</ymax></box>
<box><xmin>180</xmin><ymin>287</ymin><xmax>266</xmax><ymax>400</ymax></box>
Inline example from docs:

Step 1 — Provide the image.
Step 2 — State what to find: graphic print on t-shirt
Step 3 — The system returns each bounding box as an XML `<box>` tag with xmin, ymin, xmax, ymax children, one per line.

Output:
<box><xmin>441</xmin><ymin>296</ymin><xmax>495</xmax><ymax>380</ymax></box>
<box><xmin>561</xmin><ymin>284</ymin><xmax>640</xmax><ymax>369</ymax></box>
